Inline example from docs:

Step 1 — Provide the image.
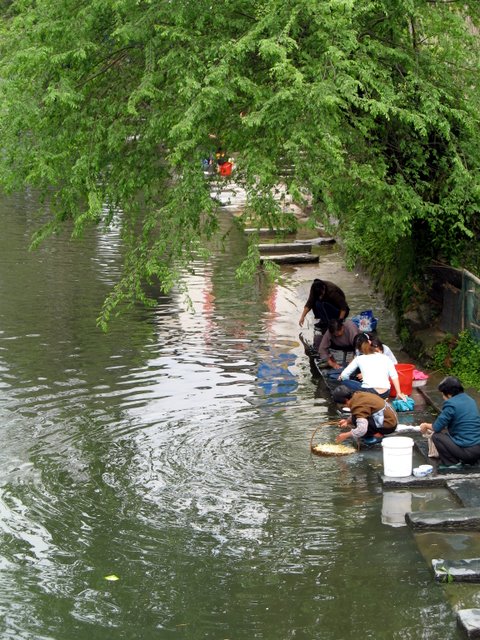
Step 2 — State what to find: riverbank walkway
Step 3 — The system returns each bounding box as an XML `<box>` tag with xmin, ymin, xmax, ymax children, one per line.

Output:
<box><xmin>253</xmin><ymin>216</ymin><xmax>480</xmax><ymax>637</ymax></box>
<box><xmin>382</xmin><ymin>377</ymin><xmax>480</xmax><ymax>639</ymax></box>
<box><xmin>303</xmin><ymin>340</ymin><xmax>480</xmax><ymax>639</ymax></box>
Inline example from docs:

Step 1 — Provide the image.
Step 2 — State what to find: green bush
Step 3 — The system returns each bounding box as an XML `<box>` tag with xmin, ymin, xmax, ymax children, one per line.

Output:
<box><xmin>433</xmin><ymin>331</ymin><xmax>480</xmax><ymax>391</ymax></box>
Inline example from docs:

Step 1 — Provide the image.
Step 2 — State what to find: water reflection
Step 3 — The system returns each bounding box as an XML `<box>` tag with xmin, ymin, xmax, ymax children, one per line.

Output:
<box><xmin>382</xmin><ymin>488</ymin><xmax>460</xmax><ymax>528</ymax></box>
<box><xmin>0</xmin><ymin>193</ymin><xmax>462</xmax><ymax>639</ymax></box>
<box><xmin>382</xmin><ymin>491</ymin><xmax>413</xmax><ymax>527</ymax></box>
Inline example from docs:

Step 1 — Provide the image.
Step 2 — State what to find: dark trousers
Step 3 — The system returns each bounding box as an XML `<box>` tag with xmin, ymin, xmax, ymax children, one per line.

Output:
<box><xmin>341</xmin><ymin>379</ymin><xmax>390</xmax><ymax>399</ymax></box>
<box><xmin>432</xmin><ymin>432</ymin><xmax>480</xmax><ymax>465</ymax></box>
<box><xmin>313</xmin><ymin>302</ymin><xmax>350</xmax><ymax>333</ymax></box>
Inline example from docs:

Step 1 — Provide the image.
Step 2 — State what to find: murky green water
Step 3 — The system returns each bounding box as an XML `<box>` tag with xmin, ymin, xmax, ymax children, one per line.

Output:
<box><xmin>0</xmin><ymin>192</ymin><xmax>463</xmax><ymax>638</ymax></box>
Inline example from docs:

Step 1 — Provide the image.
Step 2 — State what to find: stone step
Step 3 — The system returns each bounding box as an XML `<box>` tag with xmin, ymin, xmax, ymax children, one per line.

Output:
<box><xmin>447</xmin><ymin>479</ymin><xmax>480</xmax><ymax>508</ymax></box>
<box><xmin>432</xmin><ymin>557</ymin><xmax>480</xmax><ymax>583</ymax></box>
<box><xmin>258</xmin><ymin>242</ymin><xmax>313</xmax><ymax>253</ymax></box>
<box><xmin>381</xmin><ymin>467</ymin><xmax>480</xmax><ymax>489</ymax></box>
<box><xmin>244</xmin><ymin>228</ymin><xmax>292</xmax><ymax>235</ymax></box>
<box><xmin>406</xmin><ymin>507</ymin><xmax>480</xmax><ymax>531</ymax></box>
<box><xmin>457</xmin><ymin>609</ymin><xmax>480</xmax><ymax>639</ymax></box>
<box><xmin>260</xmin><ymin>253</ymin><xmax>320</xmax><ymax>264</ymax></box>
<box><xmin>257</xmin><ymin>238</ymin><xmax>336</xmax><ymax>254</ymax></box>
<box><xmin>292</xmin><ymin>237</ymin><xmax>335</xmax><ymax>245</ymax></box>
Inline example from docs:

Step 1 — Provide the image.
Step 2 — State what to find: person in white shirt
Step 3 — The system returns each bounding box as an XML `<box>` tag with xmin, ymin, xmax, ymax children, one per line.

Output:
<box><xmin>338</xmin><ymin>334</ymin><xmax>407</xmax><ymax>400</ymax></box>
<box><xmin>369</xmin><ymin>335</ymin><xmax>397</xmax><ymax>364</ymax></box>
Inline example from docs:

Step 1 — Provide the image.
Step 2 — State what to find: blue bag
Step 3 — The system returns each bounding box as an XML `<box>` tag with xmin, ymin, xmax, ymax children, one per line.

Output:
<box><xmin>351</xmin><ymin>309</ymin><xmax>378</xmax><ymax>332</ymax></box>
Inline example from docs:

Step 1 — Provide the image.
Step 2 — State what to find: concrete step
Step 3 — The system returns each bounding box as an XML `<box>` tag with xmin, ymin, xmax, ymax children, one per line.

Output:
<box><xmin>260</xmin><ymin>253</ymin><xmax>320</xmax><ymax>264</ymax></box>
<box><xmin>257</xmin><ymin>238</ymin><xmax>336</xmax><ymax>253</ymax></box>
<box><xmin>258</xmin><ymin>242</ymin><xmax>313</xmax><ymax>253</ymax></box>
<box><xmin>447</xmin><ymin>479</ymin><xmax>480</xmax><ymax>508</ymax></box>
<box><xmin>432</xmin><ymin>557</ymin><xmax>480</xmax><ymax>583</ymax></box>
<box><xmin>457</xmin><ymin>609</ymin><xmax>480</xmax><ymax>638</ymax></box>
<box><xmin>406</xmin><ymin>506</ymin><xmax>480</xmax><ymax>531</ymax></box>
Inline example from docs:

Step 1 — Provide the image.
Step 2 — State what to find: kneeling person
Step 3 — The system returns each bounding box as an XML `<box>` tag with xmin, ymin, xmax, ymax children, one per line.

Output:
<box><xmin>332</xmin><ymin>385</ymin><xmax>398</xmax><ymax>443</ymax></box>
<box><xmin>318</xmin><ymin>318</ymin><xmax>359</xmax><ymax>369</ymax></box>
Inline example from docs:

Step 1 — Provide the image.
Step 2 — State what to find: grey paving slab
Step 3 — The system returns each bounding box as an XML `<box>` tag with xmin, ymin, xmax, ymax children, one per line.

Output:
<box><xmin>447</xmin><ymin>480</ymin><xmax>480</xmax><ymax>508</ymax></box>
<box><xmin>432</xmin><ymin>557</ymin><xmax>480</xmax><ymax>582</ymax></box>
<box><xmin>406</xmin><ymin>507</ymin><xmax>480</xmax><ymax>531</ymax></box>
<box><xmin>457</xmin><ymin>609</ymin><xmax>480</xmax><ymax>639</ymax></box>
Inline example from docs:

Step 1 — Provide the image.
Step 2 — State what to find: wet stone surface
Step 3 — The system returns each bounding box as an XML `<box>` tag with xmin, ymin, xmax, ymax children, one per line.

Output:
<box><xmin>447</xmin><ymin>480</ymin><xmax>480</xmax><ymax>508</ymax></box>
<box><xmin>406</xmin><ymin>507</ymin><xmax>480</xmax><ymax>531</ymax></box>
<box><xmin>433</xmin><ymin>558</ymin><xmax>480</xmax><ymax>583</ymax></box>
<box><xmin>457</xmin><ymin>609</ymin><xmax>480</xmax><ymax>639</ymax></box>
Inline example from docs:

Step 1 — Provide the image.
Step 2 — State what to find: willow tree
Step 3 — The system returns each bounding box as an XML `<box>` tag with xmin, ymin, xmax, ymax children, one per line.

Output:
<box><xmin>0</xmin><ymin>0</ymin><xmax>479</xmax><ymax>323</ymax></box>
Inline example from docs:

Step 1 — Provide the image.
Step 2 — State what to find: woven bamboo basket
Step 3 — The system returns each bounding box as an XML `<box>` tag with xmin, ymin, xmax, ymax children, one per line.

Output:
<box><xmin>310</xmin><ymin>425</ymin><xmax>357</xmax><ymax>457</ymax></box>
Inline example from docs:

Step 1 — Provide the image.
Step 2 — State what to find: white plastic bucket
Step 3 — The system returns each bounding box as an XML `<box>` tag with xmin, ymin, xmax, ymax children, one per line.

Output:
<box><xmin>382</xmin><ymin>436</ymin><xmax>414</xmax><ymax>477</ymax></box>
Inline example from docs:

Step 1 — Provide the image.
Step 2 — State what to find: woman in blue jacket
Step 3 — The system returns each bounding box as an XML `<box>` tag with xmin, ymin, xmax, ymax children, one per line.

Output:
<box><xmin>420</xmin><ymin>376</ymin><xmax>480</xmax><ymax>469</ymax></box>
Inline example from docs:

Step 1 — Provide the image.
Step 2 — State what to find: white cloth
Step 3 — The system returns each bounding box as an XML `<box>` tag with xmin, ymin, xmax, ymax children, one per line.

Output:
<box><xmin>382</xmin><ymin>344</ymin><xmax>398</xmax><ymax>364</ymax></box>
<box><xmin>340</xmin><ymin>352</ymin><xmax>398</xmax><ymax>390</ymax></box>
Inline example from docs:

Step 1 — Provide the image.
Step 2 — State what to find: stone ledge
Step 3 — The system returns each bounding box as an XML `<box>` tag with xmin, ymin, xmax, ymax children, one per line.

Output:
<box><xmin>405</xmin><ymin>507</ymin><xmax>480</xmax><ymax>531</ymax></box>
<box><xmin>260</xmin><ymin>253</ymin><xmax>319</xmax><ymax>264</ymax></box>
<box><xmin>447</xmin><ymin>480</ymin><xmax>480</xmax><ymax>508</ymax></box>
<box><xmin>380</xmin><ymin>472</ymin><xmax>480</xmax><ymax>488</ymax></box>
<box><xmin>432</xmin><ymin>558</ymin><xmax>480</xmax><ymax>583</ymax></box>
<box><xmin>457</xmin><ymin>609</ymin><xmax>480</xmax><ymax>639</ymax></box>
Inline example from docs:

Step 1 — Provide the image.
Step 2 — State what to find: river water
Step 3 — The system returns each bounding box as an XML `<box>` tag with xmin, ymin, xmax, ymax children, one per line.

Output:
<box><xmin>0</xmin><ymin>191</ymin><xmax>463</xmax><ymax>639</ymax></box>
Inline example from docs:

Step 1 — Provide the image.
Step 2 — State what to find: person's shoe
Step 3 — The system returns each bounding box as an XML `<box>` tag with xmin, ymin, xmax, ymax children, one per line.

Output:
<box><xmin>437</xmin><ymin>462</ymin><xmax>463</xmax><ymax>472</ymax></box>
<box><xmin>362</xmin><ymin>436</ymin><xmax>382</xmax><ymax>446</ymax></box>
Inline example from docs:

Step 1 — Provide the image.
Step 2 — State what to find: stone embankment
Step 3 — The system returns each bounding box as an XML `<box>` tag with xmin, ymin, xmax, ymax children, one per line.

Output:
<box><xmin>380</xmin><ymin>382</ymin><xmax>480</xmax><ymax>640</ymax></box>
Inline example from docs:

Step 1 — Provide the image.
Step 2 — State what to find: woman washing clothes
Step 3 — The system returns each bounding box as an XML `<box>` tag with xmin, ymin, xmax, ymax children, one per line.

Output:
<box><xmin>318</xmin><ymin>318</ymin><xmax>360</xmax><ymax>369</ymax></box>
<box><xmin>419</xmin><ymin>376</ymin><xmax>480</xmax><ymax>470</ymax></box>
<box><xmin>332</xmin><ymin>385</ymin><xmax>398</xmax><ymax>443</ymax></box>
<box><xmin>299</xmin><ymin>279</ymin><xmax>350</xmax><ymax>335</ymax></box>
<box><xmin>338</xmin><ymin>333</ymin><xmax>407</xmax><ymax>400</ymax></box>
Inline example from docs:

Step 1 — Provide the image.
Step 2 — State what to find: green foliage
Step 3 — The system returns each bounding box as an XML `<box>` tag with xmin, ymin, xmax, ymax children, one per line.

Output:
<box><xmin>236</xmin><ymin>242</ymin><xmax>280</xmax><ymax>284</ymax></box>
<box><xmin>436</xmin><ymin>564</ymin><xmax>454</xmax><ymax>584</ymax></box>
<box><xmin>0</xmin><ymin>0</ymin><xmax>479</xmax><ymax>324</ymax></box>
<box><xmin>433</xmin><ymin>331</ymin><xmax>480</xmax><ymax>391</ymax></box>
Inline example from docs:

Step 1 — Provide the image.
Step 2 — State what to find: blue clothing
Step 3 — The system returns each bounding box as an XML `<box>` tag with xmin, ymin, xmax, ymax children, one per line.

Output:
<box><xmin>433</xmin><ymin>393</ymin><xmax>480</xmax><ymax>448</ymax></box>
<box><xmin>339</xmin><ymin>378</ymin><xmax>390</xmax><ymax>398</ymax></box>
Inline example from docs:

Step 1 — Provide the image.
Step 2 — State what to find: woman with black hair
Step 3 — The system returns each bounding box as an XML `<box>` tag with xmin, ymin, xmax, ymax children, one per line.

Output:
<box><xmin>318</xmin><ymin>318</ymin><xmax>359</xmax><ymax>368</ymax></box>
<box><xmin>331</xmin><ymin>385</ymin><xmax>398</xmax><ymax>443</ymax></box>
<box><xmin>338</xmin><ymin>334</ymin><xmax>407</xmax><ymax>400</ymax></box>
<box><xmin>420</xmin><ymin>376</ymin><xmax>480</xmax><ymax>469</ymax></box>
<box><xmin>298</xmin><ymin>279</ymin><xmax>350</xmax><ymax>334</ymax></box>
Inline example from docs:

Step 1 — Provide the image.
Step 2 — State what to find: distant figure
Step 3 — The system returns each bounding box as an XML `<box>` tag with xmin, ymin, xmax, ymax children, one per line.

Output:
<box><xmin>420</xmin><ymin>376</ymin><xmax>480</xmax><ymax>469</ymax></box>
<box><xmin>215</xmin><ymin>148</ymin><xmax>227</xmax><ymax>167</ymax></box>
<box><xmin>299</xmin><ymin>279</ymin><xmax>350</xmax><ymax>334</ymax></box>
<box><xmin>332</xmin><ymin>385</ymin><xmax>398</xmax><ymax>443</ymax></box>
<box><xmin>318</xmin><ymin>318</ymin><xmax>360</xmax><ymax>369</ymax></box>
<box><xmin>339</xmin><ymin>334</ymin><xmax>407</xmax><ymax>400</ymax></box>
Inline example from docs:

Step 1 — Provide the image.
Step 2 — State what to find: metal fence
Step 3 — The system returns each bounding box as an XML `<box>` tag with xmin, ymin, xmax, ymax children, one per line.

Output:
<box><xmin>463</xmin><ymin>270</ymin><xmax>480</xmax><ymax>339</ymax></box>
<box><xmin>432</xmin><ymin>266</ymin><xmax>480</xmax><ymax>339</ymax></box>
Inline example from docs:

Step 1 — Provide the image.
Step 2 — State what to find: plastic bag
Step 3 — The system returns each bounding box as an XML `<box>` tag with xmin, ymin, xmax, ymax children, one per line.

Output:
<box><xmin>351</xmin><ymin>309</ymin><xmax>378</xmax><ymax>332</ymax></box>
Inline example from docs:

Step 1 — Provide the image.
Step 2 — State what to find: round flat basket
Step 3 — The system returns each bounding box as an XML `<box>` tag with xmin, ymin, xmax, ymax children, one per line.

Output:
<box><xmin>311</xmin><ymin>443</ymin><xmax>356</xmax><ymax>457</ymax></box>
<box><xmin>309</xmin><ymin>426</ymin><xmax>356</xmax><ymax>457</ymax></box>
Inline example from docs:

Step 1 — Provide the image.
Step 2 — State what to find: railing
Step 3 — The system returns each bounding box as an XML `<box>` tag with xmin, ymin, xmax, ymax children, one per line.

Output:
<box><xmin>431</xmin><ymin>265</ymin><xmax>480</xmax><ymax>338</ymax></box>
<box><xmin>463</xmin><ymin>270</ymin><xmax>480</xmax><ymax>340</ymax></box>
